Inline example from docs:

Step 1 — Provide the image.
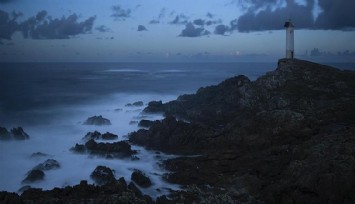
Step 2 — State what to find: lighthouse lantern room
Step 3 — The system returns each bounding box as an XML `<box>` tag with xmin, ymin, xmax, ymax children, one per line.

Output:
<box><xmin>284</xmin><ymin>20</ymin><xmax>294</xmax><ymax>59</ymax></box>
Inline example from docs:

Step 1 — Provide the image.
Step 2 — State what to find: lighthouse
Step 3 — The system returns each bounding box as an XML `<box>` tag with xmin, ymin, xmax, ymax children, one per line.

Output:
<box><xmin>284</xmin><ymin>20</ymin><xmax>294</xmax><ymax>59</ymax></box>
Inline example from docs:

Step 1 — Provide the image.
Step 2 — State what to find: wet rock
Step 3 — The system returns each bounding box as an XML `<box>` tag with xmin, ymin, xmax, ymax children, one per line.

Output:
<box><xmin>30</xmin><ymin>152</ymin><xmax>48</xmax><ymax>158</ymax></box>
<box><xmin>83</xmin><ymin>115</ymin><xmax>111</xmax><ymax>126</ymax></box>
<box><xmin>22</xmin><ymin>169</ymin><xmax>45</xmax><ymax>183</ymax></box>
<box><xmin>125</xmin><ymin>101</ymin><xmax>144</xmax><ymax>107</ymax></box>
<box><xmin>128</xmin><ymin>182</ymin><xmax>143</xmax><ymax>197</ymax></box>
<box><xmin>33</xmin><ymin>159</ymin><xmax>60</xmax><ymax>171</ymax></box>
<box><xmin>0</xmin><ymin>127</ymin><xmax>11</xmax><ymax>140</ymax></box>
<box><xmin>143</xmin><ymin>100</ymin><xmax>163</xmax><ymax>113</ymax></box>
<box><xmin>71</xmin><ymin>139</ymin><xmax>136</xmax><ymax>158</ymax></box>
<box><xmin>131</xmin><ymin>170</ymin><xmax>152</xmax><ymax>188</ymax></box>
<box><xmin>82</xmin><ymin>131</ymin><xmax>118</xmax><ymax>141</ymax></box>
<box><xmin>11</xmin><ymin>127</ymin><xmax>30</xmax><ymax>140</ymax></box>
<box><xmin>138</xmin><ymin>119</ymin><xmax>155</xmax><ymax>128</ymax></box>
<box><xmin>90</xmin><ymin>166</ymin><xmax>116</xmax><ymax>185</ymax></box>
<box><xmin>0</xmin><ymin>191</ymin><xmax>22</xmax><ymax>204</ymax></box>
<box><xmin>0</xmin><ymin>127</ymin><xmax>30</xmax><ymax>140</ymax></box>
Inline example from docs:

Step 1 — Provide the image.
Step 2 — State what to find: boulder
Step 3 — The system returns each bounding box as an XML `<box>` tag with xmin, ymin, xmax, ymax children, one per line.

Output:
<box><xmin>22</xmin><ymin>170</ymin><xmax>45</xmax><ymax>183</ymax></box>
<box><xmin>90</xmin><ymin>166</ymin><xmax>116</xmax><ymax>185</ymax></box>
<box><xmin>83</xmin><ymin>115</ymin><xmax>111</xmax><ymax>126</ymax></box>
<box><xmin>30</xmin><ymin>152</ymin><xmax>48</xmax><ymax>158</ymax></box>
<box><xmin>101</xmin><ymin>132</ymin><xmax>118</xmax><ymax>140</ymax></box>
<box><xmin>33</xmin><ymin>159</ymin><xmax>60</xmax><ymax>171</ymax></box>
<box><xmin>131</xmin><ymin>170</ymin><xmax>152</xmax><ymax>188</ymax></box>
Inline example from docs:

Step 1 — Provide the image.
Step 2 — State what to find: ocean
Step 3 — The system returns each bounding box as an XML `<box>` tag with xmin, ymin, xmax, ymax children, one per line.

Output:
<box><xmin>0</xmin><ymin>62</ymin><xmax>353</xmax><ymax>196</ymax></box>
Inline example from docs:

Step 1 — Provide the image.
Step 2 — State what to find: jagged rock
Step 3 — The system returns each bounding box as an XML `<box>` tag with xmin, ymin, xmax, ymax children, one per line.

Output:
<box><xmin>0</xmin><ymin>127</ymin><xmax>30</xmax><ymax>140</ymax></box>
<box><xmin>11</xmin><ymin>127</ymin><xmax>30</xmax><ymax>140</ymax></box>
<box><xmin>125</xmin><ymin>101</ymin><xmax>144</xmax><ymax>107</ymax></box>
<box><xmin>0</xmin><ymin>127</ymin><xmax>11</xmax><ymax>140</ymax></box>
<box><xmin>18</xmin><ymin>185</ymin><xmax>31</xmax><ymax>193</ymax></box>
<box><xmin>138</xmin><ymin>119</ymin><xmax>155</xmax><ymax>128</ymax></box>
<box><xmin>22</xmin><ymin>170</ymin><xmax>45</xmax><ymax>183</ymax></box>
<box><xmin>129</xmin><ymin>116</ymin><xmax>214</xmax><ymax>154</ymax></box>
<box><xmin>71</xmin><ymin>139</ymin><xmax>136</xmax><ymax>158</ymax></box>
<box><xmin>0</xmin><ymin>191</ymin><xmax>22</xmax><ymax>204</ymax></box>
<box><xmin>144</xmin><ymin>101</ymin><xmax>163</xmax><ymax>113</ymax></box>
<box><xmin>82</xmin><ymin>131</ymin><xmax>118</xmax><ymax>141</ymax></box>
<box><xmin>30</xmin><ymin>152</ymin><xmax>48</xmax><ymax>158</ymax></box>
<box><xmin>127</xmin><ymin>182</ymin><xmax>143</xmax><ymax>197</ymax></box>
<box><xmin>131</xmin><ymin>170</ymin><xmax>152</xmax><ymax>188</ymax></box>
<box><xmin>33</xmin><ymin>159</ymin><xmax>60</xmax><ymax>171</ymax></box>
<box><xmin>90</xmin><ymin>166</ymin><xmax>116</xmax><ymax>185</ymax></box>
<box><xmin>83</xmin><ymin>115</ymin><xmax>111</xmax><ymax>126</ymax></box>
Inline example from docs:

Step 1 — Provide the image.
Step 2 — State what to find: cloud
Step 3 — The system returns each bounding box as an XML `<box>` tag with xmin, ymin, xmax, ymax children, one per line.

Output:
<box><xmin>111</xmin><ymin>5</ymin><xmax>131</xmax><ymax>20</ymax></box>
<box><xmin>0</xmin><ymin>10</ymin><xmax>20</xmax><ymax>40</ymax></box>
<box><xmin>0</xmin><ymin>0</ymin><xmax>15</xmax><ymax>3</ymax></box>
<box><xmin>96</xmin><ymin>25</ymin><xmax>110</xmax><ymax>32</ymax></box>
<box><xmin>235</xmin><ymin>0</ymin><xmax>355</xmax><ymax>32</ymax></box>
<box><xmin>170</xmin><ymin>14</ymin><xmax>188</xmax><ymax>25</ymax></box>
<box><xmin>137</xmin><ymin>25</ymin><xmax>147</xmax><ymax>31</ymax></box>
<box><xmin>214</xmin><ymin>24</ymin><xmax>229</xmax><ymax>35</ymax></box>
<box><xmin>20</xmin><ymin>11</ymin><xmax>96</xmax><ymax>39</ymax></box>
<box><xmin>179</xmin><ymin>22</ymin><xmax>210</xmax><ymax>37</ymax></box>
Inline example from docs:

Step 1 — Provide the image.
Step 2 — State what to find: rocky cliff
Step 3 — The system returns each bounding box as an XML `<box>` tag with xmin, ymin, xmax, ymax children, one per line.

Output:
<box><xmin>1</xmin><ymin>59</ymin><xmax>354</xmax><ymax>203</ymax></box>
<box><xmin>129</xmin><ymin>58</ymin><xmax>355</xmax><ymax>203</ymax></box>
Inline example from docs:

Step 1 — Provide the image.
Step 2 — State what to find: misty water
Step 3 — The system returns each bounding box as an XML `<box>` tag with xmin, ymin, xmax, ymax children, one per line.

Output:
<box><xmin>0</xmin><ymin>62</ymin><xmax>353</xmax><ymax>197</ymax></box>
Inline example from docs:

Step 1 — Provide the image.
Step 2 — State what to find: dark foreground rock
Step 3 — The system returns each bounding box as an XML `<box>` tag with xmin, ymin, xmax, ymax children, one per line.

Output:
<box><xmin>131</xmin><ymin>170</ymin><xmax>152</xmax><ymax>188</ymax></box>
<box><xmin>1</xmin><ymin>179</ymin><xmax>156</xmax><ymax>204</ymax></box>
<box><xmin>90</xmin><ymin>166</ymin><xmax>116</xmax><ymax>185</ymax></box>
<box><xmin>83</xmin><ymin>115</ymin><xmax>111</xmax><ymax>126</ymax></box>
<box><xmin>71</xmin><ymin>139</ymin><xmax>137</xmax><ymax>159</ymax></box>
<box><xmin>138</xmin><ymin>119</ymin><xmax>156</xmax><ymax>128</ymax></box>
<box><xmin>0</xmin><ymin>127</ymin><xmax>30</xmax><ymax>140</ymax></box>
<box><xmin>134</xmin><ymin>59</ymin><xmax>355</xmax><ymax>203</ymax></box>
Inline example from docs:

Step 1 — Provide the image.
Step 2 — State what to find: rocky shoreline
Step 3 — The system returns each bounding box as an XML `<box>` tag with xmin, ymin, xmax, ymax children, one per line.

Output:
<box><xmin>1</xmin><ymin>58</ymin><xmax>355</xmax><ymax>203</ymax></box>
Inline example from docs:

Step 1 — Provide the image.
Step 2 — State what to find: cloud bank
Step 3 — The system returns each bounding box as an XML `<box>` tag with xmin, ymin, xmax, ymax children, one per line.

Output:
<box><xmin>235</xmin><ymin>0</ymin><xmax>355</xmax><ymax>32</ymax></box>
<box><xmin>0</xmin><ymin>10</ymin><xmax>96</xmax><ymax>40</ymax></box>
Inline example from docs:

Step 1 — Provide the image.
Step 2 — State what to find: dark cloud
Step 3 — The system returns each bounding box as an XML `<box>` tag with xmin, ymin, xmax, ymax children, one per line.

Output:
<box><xmin>170</xmin><ymin>14</ymin><xmax>188</xmax><ymax>25</ymax></box>
<box><xmin>235</xmin><ymin>0</ymin><xmax>355</xmax><ymax>32</ymax></box>
<box><xmin>179</xmin><ymin>22</ymin><xmax>210</xmax><ymax>37</ymax></box>
<box><xmin>315</xmin><ymin>0</ymin><xmax>355</xmax><ymax>30</ymax></box>
<box><xmin>237</xmin><ymin>0</ymin><xmax>313</xmax><ymax>32</ymax></box>
<box><xmin>0</xmin><ymin>10</ymin><xmax>20</xmax><ymax>40</ymax></box>
<box><xmin>137</xmin><ymin>25</ymin><xmax>147</xmax><ymax>31</ymax></box>
<box><xmin>214</xmin><ymin>24</ymin><xmax>229</xmax><ymax>35</ymax></box>
<box><xmin>96</xmin><ymin>25</ymin><xmax>110</xmax><ymax>32</ymax></box>
<box><xmin>111</xmin><ymin>5</ymin><xmax>131</xmax><ymax>20</ymax></box>
<box><xmin>20</xmin><ymin>11</ymin><xmax>96</xmax><ymax>39</ymax></box>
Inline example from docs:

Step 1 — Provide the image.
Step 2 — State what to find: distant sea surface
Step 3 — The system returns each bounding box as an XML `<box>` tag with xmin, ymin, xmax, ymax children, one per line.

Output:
<box><xmin>0</xmin><ymin>61</ymin><xmax>354</xmax><ymax>195</ymax></box>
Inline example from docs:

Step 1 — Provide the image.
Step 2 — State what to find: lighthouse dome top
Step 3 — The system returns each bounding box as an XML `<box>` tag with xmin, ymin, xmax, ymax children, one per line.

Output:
<box><xmin>284</xmin><ymin>21</ymin><xmax>294</xmax><ymax>28</ymax></box>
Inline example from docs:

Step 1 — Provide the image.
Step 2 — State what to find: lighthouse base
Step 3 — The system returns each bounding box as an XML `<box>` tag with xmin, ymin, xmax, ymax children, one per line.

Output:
<box><xmin>286</xmin><ymin>50</ymin><xmax>294</xmax><ymax>59</ymax></box>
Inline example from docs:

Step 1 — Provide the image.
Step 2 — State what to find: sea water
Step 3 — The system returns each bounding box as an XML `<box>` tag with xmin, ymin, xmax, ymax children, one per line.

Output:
<box><xmin>0</xmin><ymin>62</ymin><xmax>352</xmax><ymax>196</ymax></box>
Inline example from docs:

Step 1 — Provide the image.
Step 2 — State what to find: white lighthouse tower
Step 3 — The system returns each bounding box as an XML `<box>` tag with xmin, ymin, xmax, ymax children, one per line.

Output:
<box><xmin>284</xmin><ymin>20</ymin><xmax>294</xmax><ymax>59</ymax></box>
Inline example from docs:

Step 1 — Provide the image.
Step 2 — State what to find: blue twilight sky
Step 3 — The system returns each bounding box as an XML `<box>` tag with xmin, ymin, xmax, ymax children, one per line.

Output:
<box><xmin>0</xmin><ymin>0</ymin><xmax>355</xmax><ymax>62</ymax></box>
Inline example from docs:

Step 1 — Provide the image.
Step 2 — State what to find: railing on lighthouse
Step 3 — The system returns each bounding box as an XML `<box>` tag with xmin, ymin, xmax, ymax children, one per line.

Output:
<box><xmin>284</xmin><ymin>20</ymin><xmax>294</xmax><ymax>59</ymax></box>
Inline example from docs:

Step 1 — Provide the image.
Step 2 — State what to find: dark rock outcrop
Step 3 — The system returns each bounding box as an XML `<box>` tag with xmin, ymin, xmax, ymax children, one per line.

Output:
<box><xmin>33</xmin><ymin>159</ymin><xmax>60</xmax><ymax>171</ymax></box>
<box><xmin>90</xmin><ymin>166</ymin><xmax>116</xmax><ymax>185</ymax></box>
<box><xmin>0</xmin><ymin>126</ymin><xmax>30</xmax><ymax>140</ymax></box>
<box><xmin>125</xmin><ymin>101</ymin><xmax>144</xmax><ymax>107</ymax></box>
<box><xmin>82</xmin><ymin>131</ymin><xmax>118</xmax><ymax>141</ymax></box>
<box><xmin>138</xmin><ymin>119</ymin><xmax>155</xmax><ymax>128</ymax></box>
<box><xmin>83</xmin><ymin>115</ymin><xmax>111</xmax><ymax>126</ymax></box>
<box><xmin>71</xmin><ymin>139</ymin><xmax>136</xmax><ymax>159</ymax></box>
<box><xmin>131</xmin><ymin>170</ymin><xmax>152</xmax><ymax>188</ymax></box>
<box><xmin>135</xmin><ymin>59</ymin><xmax>355</xmax><ymax>203</ymax></box>
<box><xmin>22</xmin><ymin>169</ymin><xmax>45</xmax><ymax>184</ymax></box>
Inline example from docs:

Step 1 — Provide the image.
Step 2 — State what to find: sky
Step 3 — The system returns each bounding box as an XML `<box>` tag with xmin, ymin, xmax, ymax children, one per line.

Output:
<box><xmin>0</xmin><ymin>0</ymin><xmax>355</xmax><ymax>62</ymax></box>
